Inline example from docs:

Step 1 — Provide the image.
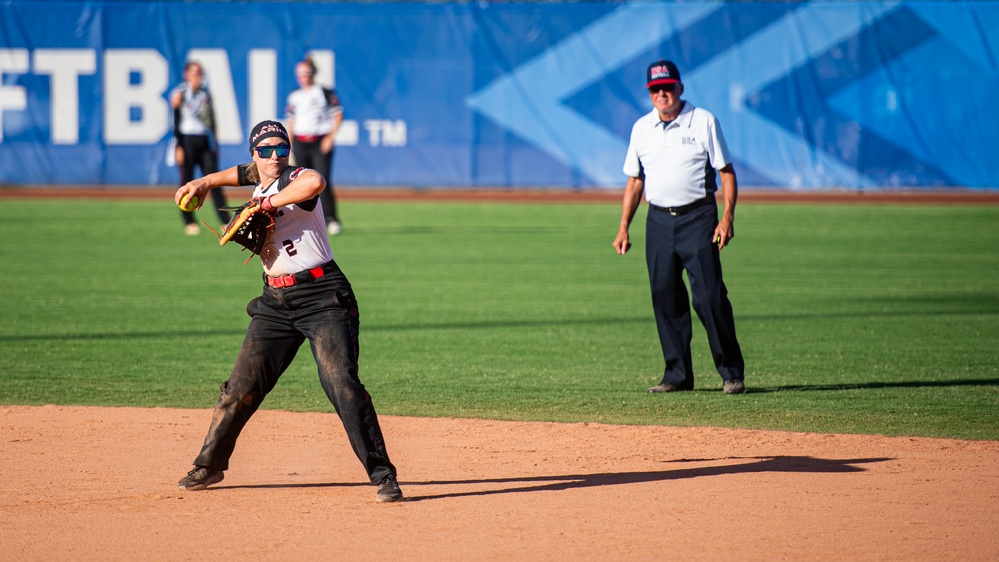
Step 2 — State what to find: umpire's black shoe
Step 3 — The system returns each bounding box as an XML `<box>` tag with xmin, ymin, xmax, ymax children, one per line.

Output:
<box><xmin>723</xmin><ymin>380</ymin><xmax>746</xmax><ymax>395</ymax></box>
<box><xmin>177</xmin><ymin>466</ymin><xmax>224</xmax><ymax>491</ymax></box>
<box><xmin>376</xmin><ymin>474</ymin><xmax>403</xmax><ymax>503</ymax></box>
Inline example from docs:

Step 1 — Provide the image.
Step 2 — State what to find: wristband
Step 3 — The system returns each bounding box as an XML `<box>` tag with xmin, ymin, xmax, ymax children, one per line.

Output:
<box><xmin>261</xmin><ymin>195</ymin><xmax>275</xmax><ymax>212</ymax></box>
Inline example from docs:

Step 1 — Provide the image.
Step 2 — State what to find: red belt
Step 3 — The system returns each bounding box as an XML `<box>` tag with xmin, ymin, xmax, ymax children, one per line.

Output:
<box><xmin>266</xmin><ymin>266</ymin><xmax>326</xmax><ymax>288</ymax></box>
<box><xmin>295</xmin><ymin>134</ymin><xmax>321</xmax><ymax>143</ymax></box>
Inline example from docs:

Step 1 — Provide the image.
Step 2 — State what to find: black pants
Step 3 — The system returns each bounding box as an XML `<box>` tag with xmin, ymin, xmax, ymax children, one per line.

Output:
<box><xmin>645</xmin><ymin>203</ymin><xmax>744</xmax><ymax>388</ymax></box>
<box><xmin>177</xmin><ymin>134</ymin><xmax>230</xmax><ymax>225</ymax></box>
<box><xmin>292</xmin><ymin>139</ymin><xmax>338</xmax><ymax>224</ymax></box>
<box><xmin>192</xmin><ymin>261</ymin><xmax>396</xmax><ymax>484</ymax></box>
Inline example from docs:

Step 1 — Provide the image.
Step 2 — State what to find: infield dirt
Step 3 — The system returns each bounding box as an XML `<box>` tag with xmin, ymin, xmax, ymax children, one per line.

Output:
<box><xmin>2</xmin><ymin>405</ymin><xmax>998</xmax><ymax>561</ymax></box>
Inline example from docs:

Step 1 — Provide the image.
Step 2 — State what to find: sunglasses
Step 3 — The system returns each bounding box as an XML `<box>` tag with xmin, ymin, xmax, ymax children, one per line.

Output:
<box><xmin>254</xmin><ymin>144</ymin><xmax>291</xmax><ymax>158</ymax></box>
<box><xmin>648</xmin><ymin>83</ymin><xmax>676</xmax><ymax>94</ymax></box>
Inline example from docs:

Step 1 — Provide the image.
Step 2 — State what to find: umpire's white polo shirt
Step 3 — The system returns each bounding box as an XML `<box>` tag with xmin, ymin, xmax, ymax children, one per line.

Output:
<box><xmin>623</xmin><ymin>102</ymin><xmax>731</xmax><ymax>208</ymax></box>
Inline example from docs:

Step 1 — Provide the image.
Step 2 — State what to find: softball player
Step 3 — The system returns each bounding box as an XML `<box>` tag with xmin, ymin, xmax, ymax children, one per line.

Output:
<box><xmin>286</xmin><ymin>57</ymin><xmax>344</xmax><ymax>235</ymax></box>
<box><xmin>174</xmin><ymin>120</ymin><xmax>402</xmax><ymax>502</ymax></box>
<box><xmin>170</xmin><ymin>61</ymin><xmax>230</xmax><ymax>235</ymax></box>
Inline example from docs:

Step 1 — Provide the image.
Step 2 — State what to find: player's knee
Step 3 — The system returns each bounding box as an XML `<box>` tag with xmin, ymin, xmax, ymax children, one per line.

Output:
<box><xmin>216</xmin><ymin>380</ymin><xmax>258</xmax><ymax>411</ymax></box>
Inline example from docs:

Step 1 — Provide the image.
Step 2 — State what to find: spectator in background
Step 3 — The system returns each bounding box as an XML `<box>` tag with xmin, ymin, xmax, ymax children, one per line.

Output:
<box><xmin>286</xmin><ymin>56</ymin><xmax>344</xmax><ymax>235</ymax></box>
<box><xmin>170</xmin><ymin>60</ymin><xmax>230</xmax><ymax>235</ymax></box>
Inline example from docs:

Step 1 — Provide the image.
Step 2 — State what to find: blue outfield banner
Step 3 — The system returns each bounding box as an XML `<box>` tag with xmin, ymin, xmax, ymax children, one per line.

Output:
<box><xmin>1</xmin><ymin>1</ymin><xmax>997</xmax><ymax>190</ymax></box>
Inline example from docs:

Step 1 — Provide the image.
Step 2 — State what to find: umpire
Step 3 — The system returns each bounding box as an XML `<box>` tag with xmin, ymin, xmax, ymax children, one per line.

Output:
<box><xmin>612</xmin><ymin>60</ymin><xmax>746</xmax><ymax>395</ymax></box>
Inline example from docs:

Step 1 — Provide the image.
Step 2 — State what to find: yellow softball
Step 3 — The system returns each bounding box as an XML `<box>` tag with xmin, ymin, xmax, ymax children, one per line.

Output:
<box><xmin>179</xmin><ymin>194</ymin><xmax>200</xmax><ymax>212</ymax></box>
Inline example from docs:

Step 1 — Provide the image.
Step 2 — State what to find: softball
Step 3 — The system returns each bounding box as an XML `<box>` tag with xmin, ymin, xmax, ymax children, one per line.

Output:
<box><xmin>179</xmin><ymin>194</ymin><xmax>200</xmax><ymax>212</ymax></box>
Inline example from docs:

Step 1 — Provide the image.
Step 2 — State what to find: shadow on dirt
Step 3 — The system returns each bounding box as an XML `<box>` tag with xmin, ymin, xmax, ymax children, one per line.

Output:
<box><xmin>204</xmin><ymin>455</ymin><xmax>891</xmax><ymax>499</ymax></box>
<box><xmin>402</xmin><ymin>455</ymin><xmax>892</xmax><ymax>501</ymax></box>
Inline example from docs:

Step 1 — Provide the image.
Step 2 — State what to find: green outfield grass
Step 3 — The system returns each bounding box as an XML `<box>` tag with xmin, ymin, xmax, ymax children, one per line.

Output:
<box><xmin>1</xmin><ymin>197</ymin><xmax>996</xmax><ymax>440</ymax></box>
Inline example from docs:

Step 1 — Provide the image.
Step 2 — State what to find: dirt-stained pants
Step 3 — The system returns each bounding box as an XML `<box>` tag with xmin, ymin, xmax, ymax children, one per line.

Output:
<box><xmin>192</xmin><ymin>261</ymin><xmax>396</xmax><ymax>484</ymax></box>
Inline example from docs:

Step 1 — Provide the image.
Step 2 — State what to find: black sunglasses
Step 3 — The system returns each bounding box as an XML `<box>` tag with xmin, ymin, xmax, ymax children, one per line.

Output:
<box><xmin>648</xmin><ymin>83</ymin><xmax>676</xmax><ymax>94</ymax></box>
<box><xmin>254</xmin><ymin>144</ymin><xmax>291</xmax><ymax>158</ymax></box>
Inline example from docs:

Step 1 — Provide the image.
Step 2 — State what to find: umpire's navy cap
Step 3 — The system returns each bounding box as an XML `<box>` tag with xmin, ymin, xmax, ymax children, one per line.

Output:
<box><xmin>647</xmin><ymin>60</ymin><xmax>681</xmax><ymax>87</ymax></box>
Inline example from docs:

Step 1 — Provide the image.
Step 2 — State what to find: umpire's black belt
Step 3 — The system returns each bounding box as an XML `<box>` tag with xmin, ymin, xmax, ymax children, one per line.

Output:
<box><xmin>649</xmin><ymin>195</ymin><xmax>715</xmax><ymax>216</ymax></box>
<box><xmin>265</xmin><ymin>264</ymin><xmax>328</xmax><ymax>288</ymax></box>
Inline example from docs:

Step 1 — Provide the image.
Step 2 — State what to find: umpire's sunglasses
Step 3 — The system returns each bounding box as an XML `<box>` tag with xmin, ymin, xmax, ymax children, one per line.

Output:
<box><xmin>254</xmin><ymin>144</ymin><xmax>291</xmax><ymax>158</ymax></box>
<box><xmin>648</xmin><ymin>83</ymin><xmax>676</xmax><ymax>95</ymax></box>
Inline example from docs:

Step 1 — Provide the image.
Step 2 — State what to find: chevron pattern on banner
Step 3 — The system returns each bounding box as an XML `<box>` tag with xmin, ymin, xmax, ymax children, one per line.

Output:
<box><xmin>468</xmin><ymin>2</ymin><xmax>999</xmax><ymax>189</ymax></box>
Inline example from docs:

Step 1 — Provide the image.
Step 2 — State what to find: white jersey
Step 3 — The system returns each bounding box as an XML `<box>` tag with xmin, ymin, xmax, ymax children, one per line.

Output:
<box><xmin>250</xmin><ymin>166</ymin><xmax>334</xmax><ymax>276</ymax></box>
<box><xmin>623</xmin><ymin>102</ymin><xmax>731</xmax><ymax>208</ymax></box>
<box><xmin>172</xmin><ymin>83</ymin><xmax>213</xmax><ymax>136</ymax></box>
<box><xmin>285</xmin><ymin>86</ymin><xmax>343</xmax><ymax>137</ymax></box>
